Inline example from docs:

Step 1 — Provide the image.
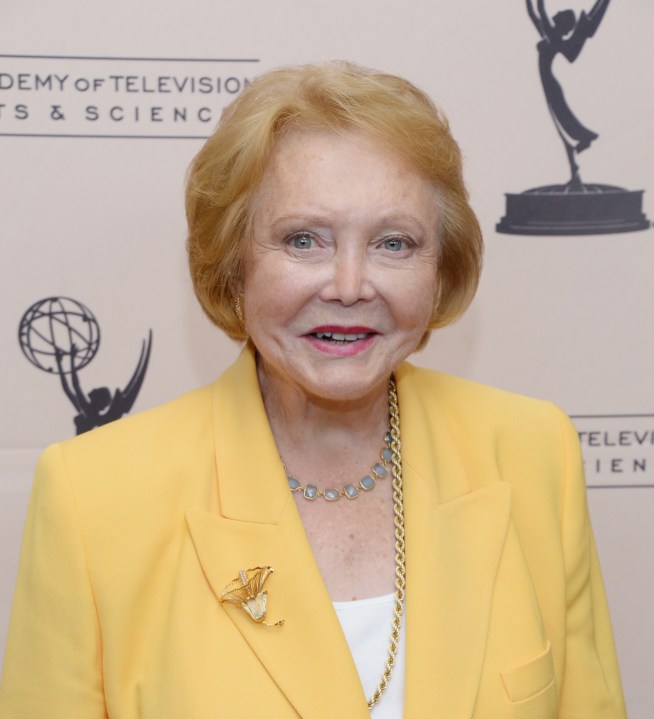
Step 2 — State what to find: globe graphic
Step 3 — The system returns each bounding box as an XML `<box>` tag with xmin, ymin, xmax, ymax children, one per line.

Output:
<box><xmin>18</xmin><ymin>297</ymin><xmax>100</xmax><ymax>374</ymax></box>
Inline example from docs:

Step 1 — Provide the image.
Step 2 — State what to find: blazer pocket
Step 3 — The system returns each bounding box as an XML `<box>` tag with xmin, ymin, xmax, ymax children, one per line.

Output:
<box><xmin>500</xmin><ymin>641</ymin><xmax>557</xmax><ymax>718</ymax></box>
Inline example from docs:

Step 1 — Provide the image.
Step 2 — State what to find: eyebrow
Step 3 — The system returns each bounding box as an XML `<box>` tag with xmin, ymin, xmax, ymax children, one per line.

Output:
<box><xmin>268</xmin><ymin>213</ymin><xmax>331</xmax><ymax>228</ymax></box>
<box><xmin>268</xmin><ymin>211</ymin><xmax>436</xmax><ymax>233</ymax></box>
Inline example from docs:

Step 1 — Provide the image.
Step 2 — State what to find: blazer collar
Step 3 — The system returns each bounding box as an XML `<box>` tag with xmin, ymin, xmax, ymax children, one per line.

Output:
<box><xmin>188</xmin><ymin>347</ymin><xmax>511</xmax><ymax>718</ymax></box>
<box><xmin>210</xmin><ymin>343</ymin><xmax>289</xmax><ymax>524</ymax></box>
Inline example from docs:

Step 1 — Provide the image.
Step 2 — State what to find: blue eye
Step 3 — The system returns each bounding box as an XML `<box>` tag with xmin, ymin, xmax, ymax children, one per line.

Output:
<box><xmin>290</xmin><ymin>233</ymin><xmax>314</xmax><ymax>249</ymax></box>
<box><xmin>383</xmin><ymin>237</ymin><xmax>408</xmax><ymax>251</ymax></box>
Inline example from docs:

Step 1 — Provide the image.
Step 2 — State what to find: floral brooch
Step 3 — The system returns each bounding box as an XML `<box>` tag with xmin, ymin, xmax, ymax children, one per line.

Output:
<box><xmin>219</xmin><ymin>566</ymin><xmax>284</xmax><ymax>627</ymax></box>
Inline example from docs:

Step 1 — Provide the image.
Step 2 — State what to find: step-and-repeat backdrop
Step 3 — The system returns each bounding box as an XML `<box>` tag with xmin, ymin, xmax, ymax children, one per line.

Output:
<box><xmin>1</xmin><ymin>0</ymin><xmax>652</xmax><ymax>715</ymax></box>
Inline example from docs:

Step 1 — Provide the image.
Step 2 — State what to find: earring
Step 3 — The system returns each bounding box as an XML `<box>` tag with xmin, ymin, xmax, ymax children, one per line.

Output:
<box><xmin>231</xmin><ymin>292</ymin><xmax>244</xmax><ymax>324</ymax></box>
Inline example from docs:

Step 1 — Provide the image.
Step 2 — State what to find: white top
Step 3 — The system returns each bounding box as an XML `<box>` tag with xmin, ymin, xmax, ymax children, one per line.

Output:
<box><xmin>333</xmin><ymin>593</ymin><xmax>406</xmax><ymax>717</ymax></box>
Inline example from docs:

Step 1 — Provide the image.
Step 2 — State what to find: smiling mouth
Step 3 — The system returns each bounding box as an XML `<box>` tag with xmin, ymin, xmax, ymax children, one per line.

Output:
<box><xmin>310</xmin><ymin>331</ymin><xmax>371</xmax><ymax>344</ymax></box>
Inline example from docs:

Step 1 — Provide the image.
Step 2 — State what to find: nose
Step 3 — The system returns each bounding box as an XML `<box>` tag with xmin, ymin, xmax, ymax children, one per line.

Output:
<box><xmin>320</xmin><ymin>245</ymin><xmax>376</xmax><ymax>306</ymax></box>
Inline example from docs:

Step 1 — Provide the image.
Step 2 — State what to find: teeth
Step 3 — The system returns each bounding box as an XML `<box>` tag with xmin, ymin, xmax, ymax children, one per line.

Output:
<box><xmin>314</xmin><ymin>332</ymin><xmax>369</xmax><ymax>342</ymax></box>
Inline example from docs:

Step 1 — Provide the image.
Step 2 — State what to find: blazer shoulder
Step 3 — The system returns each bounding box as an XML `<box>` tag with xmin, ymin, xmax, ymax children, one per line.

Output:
<box><xmin>404</xmin><ymin>362</ymin><xmax>559</xmax><ymax>411</ymax></box>
<box><xmin>401</xmin><ymin>362</ymin><xmax>577</xmax><ymax>450</ymax></box>
<box><xmin>51</xmin><ymin>381</ymin><xmax>217</xmax><ymax>484</ymax></box>
<box><xmin>400</xmin><ymin>364</ymin><xmax>583</xmax><ymax>516</ymax></box>
<box><xmin>64</xmin><ymin>381</ymin><xmax>213</xmax><ymax>445</ymax></box>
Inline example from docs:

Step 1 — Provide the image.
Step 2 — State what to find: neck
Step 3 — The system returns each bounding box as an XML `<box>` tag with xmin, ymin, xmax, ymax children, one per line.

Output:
<box><xmin>256</xmin><ymin>358</ymin><xmax>391</xmax><ymax>458</ymax></box>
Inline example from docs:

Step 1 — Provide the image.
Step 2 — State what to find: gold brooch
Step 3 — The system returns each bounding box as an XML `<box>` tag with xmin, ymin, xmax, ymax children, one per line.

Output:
<box><xmin>219</xmin><ymin>566</ymin><xmax>284</xmax><ymax>627</ymax></box>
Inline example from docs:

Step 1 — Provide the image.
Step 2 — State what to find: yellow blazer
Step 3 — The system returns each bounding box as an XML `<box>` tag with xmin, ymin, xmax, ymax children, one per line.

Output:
<box><xmin>0</xmin><ymin>346</ymin><xmax>626</xmax><ymax>718</ymax></box>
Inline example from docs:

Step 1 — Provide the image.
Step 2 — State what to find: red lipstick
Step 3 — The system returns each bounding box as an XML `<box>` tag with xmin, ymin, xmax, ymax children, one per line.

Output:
<box><xmin>304</xmin><ymin>325</ymin><xmax>377</xmax><ymax>357</ymax></box>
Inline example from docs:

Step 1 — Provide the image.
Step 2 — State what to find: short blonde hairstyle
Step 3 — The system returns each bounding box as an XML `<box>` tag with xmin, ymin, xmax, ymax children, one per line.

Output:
<box><xmin>186</xmin><ymin>62</ymin><xmax>482</xmax><ymax>345</ymax></box>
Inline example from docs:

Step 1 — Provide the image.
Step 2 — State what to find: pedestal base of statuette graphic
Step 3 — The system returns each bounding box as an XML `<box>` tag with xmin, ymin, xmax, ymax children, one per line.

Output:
<box><xmin>496</xmin><ymin>184</ymin><xmax>650</xmax><ymax>236</ymax></box>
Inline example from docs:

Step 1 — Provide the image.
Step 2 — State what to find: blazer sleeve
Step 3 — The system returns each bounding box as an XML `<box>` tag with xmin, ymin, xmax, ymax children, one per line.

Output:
<box><xmin>555</xmin><ymin>408</ymin><xmax>627</xmax><ymax>718</ymax></box>
<box><xmin>0</xmin><ymin>444</ymin><xmax>108</xmax><ymax>718</ymax></box>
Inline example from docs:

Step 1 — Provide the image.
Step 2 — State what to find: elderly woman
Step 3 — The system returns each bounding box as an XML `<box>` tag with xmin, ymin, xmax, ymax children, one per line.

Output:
<box><xmin>0</xmin><ymin>63</ymin><xmax>626</xmax><ymax>718</ymax></box>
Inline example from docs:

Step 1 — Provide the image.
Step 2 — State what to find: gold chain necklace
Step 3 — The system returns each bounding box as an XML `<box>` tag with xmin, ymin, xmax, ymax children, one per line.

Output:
<box><xmin>367</xmin><ymin>377</ymin><xmax>406</xmax><ymax>708</ymax></box>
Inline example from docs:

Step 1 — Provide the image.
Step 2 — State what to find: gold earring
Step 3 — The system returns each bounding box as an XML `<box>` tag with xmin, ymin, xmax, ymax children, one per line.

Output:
<box><xmin>231</xmin><ymin>292</ymin><xmax>244</xmax><ymax>324</ymax></box>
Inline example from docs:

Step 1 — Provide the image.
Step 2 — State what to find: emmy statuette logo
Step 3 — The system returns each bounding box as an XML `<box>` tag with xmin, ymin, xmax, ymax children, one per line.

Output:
<box><xmin>18</xmin><ymin>297</ymin><xmax>152</xmax><ymax>435</ymax></box>
<box><xmin>497</xmin><ymin>0</ymin><xmax>650</xmax><ymax>236</ymax></box>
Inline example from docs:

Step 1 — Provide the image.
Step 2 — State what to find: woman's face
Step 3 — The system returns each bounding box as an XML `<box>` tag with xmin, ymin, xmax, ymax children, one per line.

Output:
<box><xmin>243</xmin><ymin>128</ymin><xmax>440</xmax><ymax>405</ymax></box>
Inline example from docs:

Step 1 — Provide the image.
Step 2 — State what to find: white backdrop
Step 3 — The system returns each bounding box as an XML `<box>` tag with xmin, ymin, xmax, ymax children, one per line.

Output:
<box><xmin>1</xmin><ymin>1</ymin><xmax>652</xmax><ymax>715</ymax></box>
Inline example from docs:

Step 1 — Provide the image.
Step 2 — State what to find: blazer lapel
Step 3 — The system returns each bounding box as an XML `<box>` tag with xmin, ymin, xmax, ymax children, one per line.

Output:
<box><xmin>187</xmin><ymin>346</ymin><xmax>370</xmax><ymax>718</ymax></box>
<box><xmin>396</xmin><ymin>364</ymin><xmax>512</xmax><ymax>719</ymax></box>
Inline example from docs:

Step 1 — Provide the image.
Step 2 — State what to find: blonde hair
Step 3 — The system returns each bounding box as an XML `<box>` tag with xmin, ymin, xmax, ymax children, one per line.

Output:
<box><xmin>186</xmin><ymin>62</ymin><xmax>482</xmax><ymax>344</ymax></box>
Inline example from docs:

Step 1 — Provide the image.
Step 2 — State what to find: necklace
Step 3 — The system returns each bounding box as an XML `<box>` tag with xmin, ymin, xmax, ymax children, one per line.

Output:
<box><xmin>367</xmin><ymin>378</ymin><xmax>405</xmax><ymax>708</ymax></box>
<box><xmin>285</xmin><ymin>433</ymin><xmax>393</xmax><ymax>501</ymax></box>
<box><xmin>285</xmin><ymin>379</ymin><xmax>406</xmax><ymax>709</ymax></box>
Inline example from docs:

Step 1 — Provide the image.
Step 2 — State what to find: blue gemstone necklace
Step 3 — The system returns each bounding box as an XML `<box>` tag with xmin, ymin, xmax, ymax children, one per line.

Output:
<box><xmin>284</xmin><ymin>432</ymin><xmax>393</xmax><ymax>502</ymax></box>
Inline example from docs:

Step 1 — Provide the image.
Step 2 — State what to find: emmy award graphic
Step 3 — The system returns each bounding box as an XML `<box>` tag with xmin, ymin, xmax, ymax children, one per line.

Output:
<box><xmin>18</xmin><ymin>297</ymin><xmax>152</xmax><ymax>435</ymax></box>
<box><xmin>497</xmin><ymin>0</ymin><xmax>649</xmax><ymax>235</ymax></box>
